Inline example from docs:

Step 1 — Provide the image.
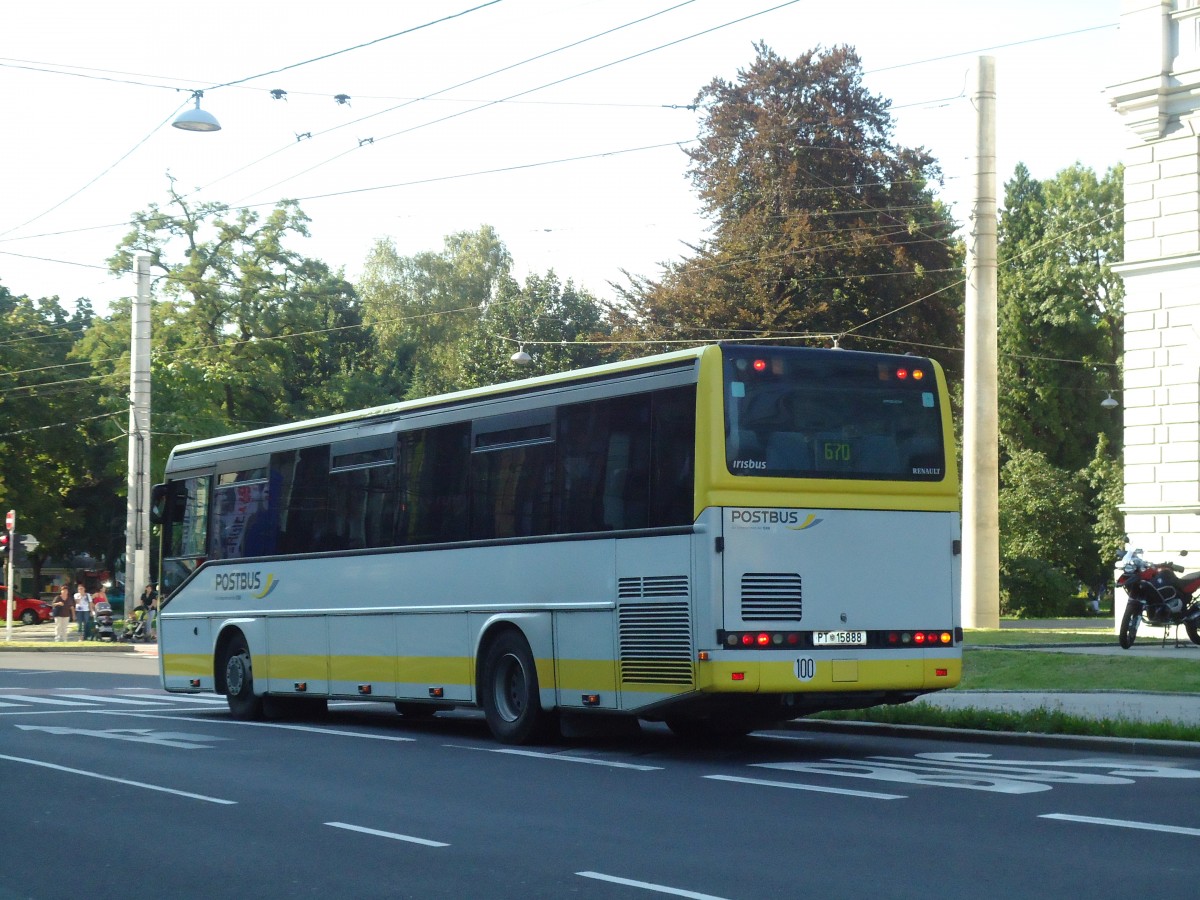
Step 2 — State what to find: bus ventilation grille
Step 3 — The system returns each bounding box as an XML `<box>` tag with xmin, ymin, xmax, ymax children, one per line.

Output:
<box><xmin>617</xmin><ymin>577</ymin><xmax>693</xmax><ymax>685</ymax></box>
<box><xmin>740</xmin><ymin>573</ymin><xmax>803</xmax><ymax>621</ymax></box>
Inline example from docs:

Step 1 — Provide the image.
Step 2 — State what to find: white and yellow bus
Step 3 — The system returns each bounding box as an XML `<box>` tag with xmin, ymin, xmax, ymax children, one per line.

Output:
<box><xmin>155</xmin><ymin>343</ymin><xmax>961</xmax><ymax>743</ymax></box>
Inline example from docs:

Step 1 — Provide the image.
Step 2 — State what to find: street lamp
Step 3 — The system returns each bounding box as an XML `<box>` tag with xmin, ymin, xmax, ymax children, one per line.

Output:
<box><xmin>172</xmin><ymin>91</ymin><xmax>221</xmax><ymax>132</ymax></box>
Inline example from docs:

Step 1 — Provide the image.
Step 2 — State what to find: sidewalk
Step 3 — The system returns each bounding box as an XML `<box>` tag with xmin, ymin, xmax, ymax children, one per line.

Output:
<box><xmin>0</xmin><ymin>620</ymin><xmax>155</xmax><ymax>652</ymax></box>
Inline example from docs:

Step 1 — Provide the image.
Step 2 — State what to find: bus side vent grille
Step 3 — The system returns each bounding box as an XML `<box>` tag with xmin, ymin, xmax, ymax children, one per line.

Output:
<box><xmin>617</xmin><ymin>587</ymin><xmax>693</xmax><ymax>685</ymax></box>
<box><xmin>618</xmin><ymin>575</ymin><xmax>689</xmax><ymax>599</ymax></box>
<box><xmin>741</xmin><ymin>573</ymin><xmax>803</xmax><ymax>621</ymax></box>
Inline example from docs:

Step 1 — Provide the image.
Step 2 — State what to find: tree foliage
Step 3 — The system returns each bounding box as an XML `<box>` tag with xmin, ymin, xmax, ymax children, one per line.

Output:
<box><xmin>612</xmin><ymin>43</ymin><xmax>961</xmax><ymax>363</ymax></box>
<box><xmin>357</xmin><ymin>226</ymin><xmax>511</xmax><ymax>399</ymax></box>
<box><xmin>90</xmin><ymin>181</ymin><xmax>372</xmax><ymax>467</ymax></box>
<box><xmin>996</xmin><ymin>163</ymin><xmax>1124</xmax><ymax>596</ymax></box>
<box><xmin>997</xmin><ymin>163</ymin><xmax>1123</xmax><ymax>471</ymax></box>
<box><xmin>0</xmin><ymin>286</ymin><xmax>121</xmax><ymax>585</ymax></box>
<box><xmin>454</xmin><ymin>271</ymin><xmax>614</xmax><ymax>389</ymax></box>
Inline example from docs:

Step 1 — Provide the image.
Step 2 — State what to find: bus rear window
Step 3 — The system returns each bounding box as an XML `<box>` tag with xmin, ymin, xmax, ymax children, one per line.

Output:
<box><xmin>724</xmin><ymin>348</ymin><xmax>946</xmax><ymax>481</ymax></box>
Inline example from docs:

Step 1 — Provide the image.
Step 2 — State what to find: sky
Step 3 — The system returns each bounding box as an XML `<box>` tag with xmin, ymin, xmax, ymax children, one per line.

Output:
<box><xmin>0</xmin><ymin>0</ymin><xmax>1128</xmax><ymax>315</ymax></box>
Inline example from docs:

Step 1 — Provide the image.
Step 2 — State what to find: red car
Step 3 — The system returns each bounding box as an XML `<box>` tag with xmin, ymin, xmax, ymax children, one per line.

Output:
<box><xmin>2</xmin><ymin>589</ymin><xmax>52</xmax><ymax>625</ymax></box>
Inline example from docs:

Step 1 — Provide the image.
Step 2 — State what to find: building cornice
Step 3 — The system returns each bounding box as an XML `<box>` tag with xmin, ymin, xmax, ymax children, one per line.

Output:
<box><xmin>1119</xmin><ymin>503</ymin><xmax>1200</xmax><ymax>516</ymax></box>
<box><xmin>1113</xmin><ymin>251</ymin><xmax>1200</xmax><ymax>276</ymax></box>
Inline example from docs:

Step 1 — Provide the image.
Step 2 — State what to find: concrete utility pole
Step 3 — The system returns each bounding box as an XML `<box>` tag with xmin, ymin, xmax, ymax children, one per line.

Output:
<box><xmin>124</xmin><ymin>256</ymin><xmax>152</xmax><ymax>614</ymax></box>
<box><xmin>962</xmin><ymin>56</ymin><xmax>1000</xmax><ymax>629</ymax></box>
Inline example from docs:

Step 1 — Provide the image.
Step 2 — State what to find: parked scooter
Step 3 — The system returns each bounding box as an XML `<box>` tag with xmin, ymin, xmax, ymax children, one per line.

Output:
<box><xmin>1115</xmin><ymin>547</ymin><xmax>1200</xmax><ymax>648</ymax></box>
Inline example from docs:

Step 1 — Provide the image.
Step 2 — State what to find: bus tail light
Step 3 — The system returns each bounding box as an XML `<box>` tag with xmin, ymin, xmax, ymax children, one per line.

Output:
<box><xmin>718</xmin><ymin>629</ymin><xmax>954</xmax><ymax>649</ymax></box>
<box><xmin>731</xmin><ymin>672</ymin><xmax>745</xmax><ymax>681</ymax></box>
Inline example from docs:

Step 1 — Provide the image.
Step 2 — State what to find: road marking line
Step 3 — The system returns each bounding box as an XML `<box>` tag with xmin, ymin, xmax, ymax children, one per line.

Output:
<box><xmin>450</xmin><ymin>745</ymin><xmax>662</xmax><ymax>770</ymax></box>
<box><xmin>704</xmin><ymin>774</ymin><xmax>906</xmax><ymax>800</ymax></box>
<box><xmin>325</xmin><ymin>822</ymin><xmax>448</xmax><ymax>847</ymax></box>
<box><xmin>1040</xmin><ymin>813</ymin><xmax>1200</xmax><ymax>837</ymax></box>
<box><xmin>0</xmin><ymin>694</ymin><xmax>92</xmax><ymax>706</ymax></box>
<box><xmin>91</xmin><ymin>710</ymin><xmax>417</xmax><ymax>741</ymax></box>
<box><xmin>142</xmin><ymin>695</ymin><xmax>228</xmax><ymax>705</ymax></box>
<box><xmin>0</xmin><ymin>753</ymin><xmax>236</xmax><ymax>804</ymax></box>
<box><xmin>577</xmin><ymin>871</ymin><xmax>730</xmax><ymax>899</ymax></box>
<box><xmin>56</xmin><ymin>694</ymin><xmax>171</xmax><ymax>705</ymax></box>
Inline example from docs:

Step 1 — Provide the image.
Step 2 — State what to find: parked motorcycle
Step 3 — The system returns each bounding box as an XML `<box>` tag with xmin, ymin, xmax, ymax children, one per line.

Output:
<box><xmin>1115</xmin><ymin>547</ymin><xmax>1200</xmax><ymax>648</ymax></box>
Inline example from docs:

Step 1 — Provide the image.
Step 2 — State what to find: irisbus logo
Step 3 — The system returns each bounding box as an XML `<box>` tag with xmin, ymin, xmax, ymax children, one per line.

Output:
<box><xmin>730</xmin><ymin>509</ymin><xmax>823</xmax><ymax>530</ymax></box>
<box><xmin>214</xmin><ymin>571</ymin><xmax>279</xmax><ymax>599</ymax></box>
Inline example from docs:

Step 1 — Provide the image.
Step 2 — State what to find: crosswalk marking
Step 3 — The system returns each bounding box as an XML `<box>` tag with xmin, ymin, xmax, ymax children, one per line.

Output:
<box><xmin>0</xmin><ymin>691</ymin><xmax>228</xmax><ymax>711</ymax></box>
<box><xmin>0</xmin><ymin>694</ymin><xmax>93</xmax><ymax>706</ymax></box>
<box><xmin>56</xmin><ymin>694</ymin><xmax>173</xmax><ymax>706</ymax></box>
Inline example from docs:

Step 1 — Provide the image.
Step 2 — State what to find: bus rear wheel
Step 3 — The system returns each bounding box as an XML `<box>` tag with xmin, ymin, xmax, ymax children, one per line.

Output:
<box><xmin>223</xmin><ymin>635</ymin><xmax>264</xmax><ymax>720</ymax></box>
<box><xmin>480</xmin><ymin>631</ymin><xmax>554</xmax><ymax>744</ymax></box>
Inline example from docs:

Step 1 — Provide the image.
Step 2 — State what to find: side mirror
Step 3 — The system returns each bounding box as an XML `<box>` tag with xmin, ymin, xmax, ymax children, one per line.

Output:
<box><xmin>149</xmin><ymin>483</ymin><xmax>167</xmax><ymax>526</ymax></box>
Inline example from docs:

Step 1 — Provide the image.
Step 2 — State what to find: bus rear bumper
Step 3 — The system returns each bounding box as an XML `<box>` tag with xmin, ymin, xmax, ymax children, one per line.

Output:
<box><xmin>694</xmin><ymin>656</ymin><xmax>962</xmax><ymax>693</ymax></box>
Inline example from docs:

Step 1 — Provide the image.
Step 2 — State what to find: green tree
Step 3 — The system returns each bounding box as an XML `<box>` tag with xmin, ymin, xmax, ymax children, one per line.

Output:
<box><xmin>996</xmin><ymin>162</ymin><xmax>1124</xmax><ymax>594</ymax></box>
<box><xmin>357</xmin><ymin>225</ymin><xmax>511</xmax><ymax>398</ymax></box>
<box><xmin>997</xmin><ymin>163</ymin><xmax>1123</xmax><ymax>471</ymax></box>
<box><xmin>998</xmin><ymin>449</ymin><xmax>1091</xmax><ymax>615</ymax></box>
<box><xmin>612</xmin><ymin>43</ymin><xmax>962</xmax><ymax>362</ymax></box>
<box><xmin>453</xmin><ymin>271</ymin><xmax>614</xmax><ymax>389</ymax></box>
<box><xmin>88</xmin><ymin>182</ymin><xmax>372</xmax><ymax>472</ymax></box>
<box><xmin>0</xmin><ymin>286</ymin><xmax>121</xmax><ymax>587</ymax></box>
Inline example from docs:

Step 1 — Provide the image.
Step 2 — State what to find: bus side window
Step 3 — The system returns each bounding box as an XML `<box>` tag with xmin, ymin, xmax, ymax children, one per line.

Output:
<box><xmin>649</xmin><ymin>386</ymin><xmax>696</xmax><ymax>526</ymax></box>
<box><xmin>557</xmin><ymin>394</ymin><xmax>650</xmax><ymax>533</ymax></box>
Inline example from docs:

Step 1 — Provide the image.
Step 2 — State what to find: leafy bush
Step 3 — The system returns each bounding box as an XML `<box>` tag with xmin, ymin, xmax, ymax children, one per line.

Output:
<box><xmin>1000</xmin><ymin>555</ymin><xmax>1077</xmax><ymax>617</ymax></box>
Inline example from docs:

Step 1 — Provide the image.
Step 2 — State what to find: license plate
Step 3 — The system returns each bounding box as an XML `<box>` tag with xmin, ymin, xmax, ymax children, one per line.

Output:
<box><xmin>813</xmin><ymin>630</ymin><xmax>867</xmax><ymax>646</ymax></box>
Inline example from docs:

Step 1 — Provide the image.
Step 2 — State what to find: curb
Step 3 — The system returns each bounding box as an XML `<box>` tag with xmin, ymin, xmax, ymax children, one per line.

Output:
<box><xmin>0</xmin><ymin>642</ymin><xmax>140</xmax><ymax>652</ymax></box>
<box><xmin>783</xmin><ymin>718</ymin><xmax>1200</xmax><ymax>759</ymax></box>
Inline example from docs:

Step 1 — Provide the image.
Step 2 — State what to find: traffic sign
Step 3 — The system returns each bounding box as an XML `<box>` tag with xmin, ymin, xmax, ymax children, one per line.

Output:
<box><xmin>4</xmin><ymin>510</ymin><xmax>12</xmax><ymax>532</ymax></box>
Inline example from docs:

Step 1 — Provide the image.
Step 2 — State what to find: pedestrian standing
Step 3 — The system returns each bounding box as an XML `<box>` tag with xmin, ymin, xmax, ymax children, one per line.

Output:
<box><xmin>51</xmin><ymin>586</ymin><xmax>72</xmax><ymax>642</ymax></box>
<box><xmin>146</xmin><ymin>594</ymin><xmax>158</xmax><ymax>641</ymax></box>
<box><xmin>73</xmin><ymin>583</ymin><xmax>93</xmax><ymax>640</ymax></box>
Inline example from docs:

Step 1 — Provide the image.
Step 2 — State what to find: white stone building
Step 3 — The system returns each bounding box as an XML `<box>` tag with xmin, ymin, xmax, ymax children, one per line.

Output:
<box><xmin>1108</xmin><ymin>0</ymin><xmax>1200</xmax><ymax>560</ymax></box>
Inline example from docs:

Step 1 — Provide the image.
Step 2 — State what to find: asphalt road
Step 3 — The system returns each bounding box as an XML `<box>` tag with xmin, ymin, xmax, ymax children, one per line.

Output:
<box><xmin>1</xmin><ymin>652</ymin><xmax>1198</xmax><ymax>900</ymax></box>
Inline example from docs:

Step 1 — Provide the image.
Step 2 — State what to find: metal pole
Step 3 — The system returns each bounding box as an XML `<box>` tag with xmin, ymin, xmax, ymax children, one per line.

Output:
<box><xmin>962</xmin><ymin>56</ymin><xmax>1000</xmax><ymax>629</ymax></box>
<box><xmin>5</xmin><ymin>524</ymin><xmax>12</xmax><ymax>643</ymax></box>
<box><xmin>125</xmin><ymin>256</ymin><xmax>152</xmax><ymax>621</ymax></box>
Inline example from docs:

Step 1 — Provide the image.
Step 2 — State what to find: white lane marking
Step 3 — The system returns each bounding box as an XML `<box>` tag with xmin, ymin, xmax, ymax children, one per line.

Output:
<box><xmin>91</xmin><ymin>710</ymin><xmax>416</xmax><ymax>741</ymax></box>
<box><xmin>325</xmin><ymin>822</ymin><xmax>448</xmax><ymax>847</ymax></box>
<box><xmin>152</xmin><ymin>695</ymin><xmax>228</xmax><ymax>705</ymax></box>
<box><xmin>0</xmin><ymin>700</ymin><xmax>23</xmax><ymax>707</ymax></box>
<box><xmin>577</xmin><ymin>871</ymin><xmax>730</xmax><ymax>899</ymax></box>
<box><xmin>450</xmin><ymin>745</ymin><xmax>662</xmax><ymax>770</ymax></box>
<box><xmin>704</xmin><ymin>773</ymin><xmax>905</xmax><ymax>800</ymax></box>
<box><xmin>15</xmin><ymin>724</ymin><xmax>229</xmax><ymax>749</ymax></box>
<box><xmin>0</xmin><ymin>694</ymin><xmax>92</xmax><ymax>706</ymax></box>
<box><xmin>0</xmin><ymin>753</ymin><xmax>236</xmax><ymax>804</ymax></box>
<box><xmin>56</xmin><ymin>694</ymin><xmax>172</xmax><ymax>706</ymax></box>
<box><xmin>1040</xmin><ymin>813</ymin><xmax>1200</xmax><ymax>837</ymax></box>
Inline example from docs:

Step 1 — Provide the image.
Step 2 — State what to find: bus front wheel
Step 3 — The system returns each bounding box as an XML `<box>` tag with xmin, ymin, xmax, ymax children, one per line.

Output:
<box><xmin>223</xmin><ymin>635</ymin><xmax>264</xmax><ymax>720</ymax></box>
<box><xmin>480</xmin><ymin>631</ymin><xmax>554</xmax><ymax>744</ymax></box>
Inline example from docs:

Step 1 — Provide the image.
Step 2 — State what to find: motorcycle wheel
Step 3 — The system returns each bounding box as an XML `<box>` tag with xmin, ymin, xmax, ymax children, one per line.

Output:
<box><xmin>1119</xmin><ymin>601</ymin><xmax>1141</xmax><ymax>649</ymax></box>
<box><xmin>1186</xmin><ymin>619</ymin><xmax>1200</xmax><ymax>646</ymax></box>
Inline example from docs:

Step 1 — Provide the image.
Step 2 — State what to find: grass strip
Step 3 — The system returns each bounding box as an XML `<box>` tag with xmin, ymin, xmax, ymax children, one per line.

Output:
<box><xmin>961</xmin><ymin>649</ymin><xmax>1200</xmax><ymax>693</ymax></box>
<box><xmin>965</xmin><ymin>629</ymin><xmax>1114</xmax><ymax>646</ymax></box>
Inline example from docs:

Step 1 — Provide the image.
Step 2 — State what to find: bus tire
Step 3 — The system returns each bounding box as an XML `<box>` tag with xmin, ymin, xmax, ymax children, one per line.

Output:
<box><xmin>223</xmin><ymin>634</ymin><xmax>264</xmax><ymax>720</ymax></box>
<box><xmin>480</xmin><ymin>630</ymin><xmax>554</xmax><ymax>745</ymax></box>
